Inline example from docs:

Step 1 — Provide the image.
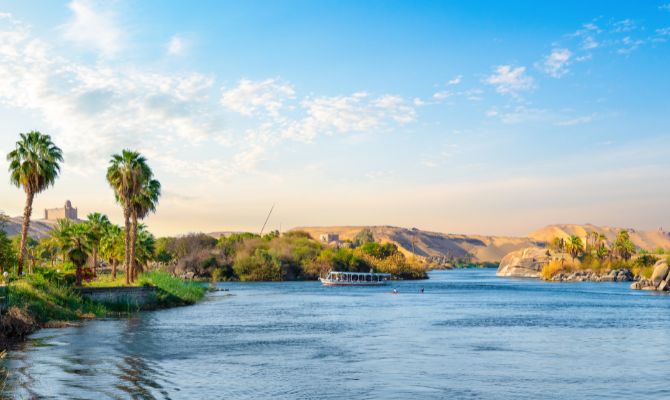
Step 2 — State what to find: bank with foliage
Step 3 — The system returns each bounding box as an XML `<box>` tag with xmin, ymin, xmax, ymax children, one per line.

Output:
<box><xmin>156</xmin><ymin>228</ymin><xmax>428</xmax><ymax>281</ymax></box>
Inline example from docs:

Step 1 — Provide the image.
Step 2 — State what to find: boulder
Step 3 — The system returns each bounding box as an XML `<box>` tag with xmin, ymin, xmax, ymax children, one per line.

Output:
<box><xmin>496</xmin><ymin>247</ymin><xmax>560</xmax><ymax>278</ymax></box>
<box><xmin>630</xmin><ymin>282</ymin><xmax>641</xmax><ymax>290</ymax></box>
<box><xmin>658</xmin><ymin>280</ymin><xmax>668</xmax><ymax>292</ymax></box>
<box><xmin>650</xmin><ymin>260</ymin><xmax>669</xmax><ymax>286</ymax></box>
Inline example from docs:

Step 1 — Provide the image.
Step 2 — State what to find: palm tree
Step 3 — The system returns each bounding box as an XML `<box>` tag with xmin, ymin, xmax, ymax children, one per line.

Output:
<box><xmin>106</xmin><ymin>150</ymin><xmax>151</xmax><ymax>284</ymax></box>
<box><xmin>565</xmin><ymin>235</ymin><xmax>584</xmax><ymax>262</ymax></box>
<box><xmin>133</xmin><ymin>224</ymin><xmax>156</xmax><ymax>272</ymax></box>
<box><xmin>100</xmin><ymin>224</ymin><xmax>124</xmax><ymax>279</ymax></box>
<box><xmin>63</xmin><ymin>223</ymin><xmax>91</xmax><ymax>286</ymax></box>
<box><xmin>85</xmin><ymin>212</ymin><xmax>110</xmax><ymax>275</ymax></box>
<box><xmin>6</xmin><ymin>131</ymin><xmax>63</xmax><ymax>275</ymax></box>
<box><xmin>130</xmin><ymin>178</ymin><xmax>161</xmax><ymax>280</ymax></box>
<box><xmin>49</xmin><ymin>218</ymin><xmax>74</xmax><ymax>263</ymax></box>
<box><xmin>614</xmin><ymin>230</ymin><xmax>635</xmax><ymax>261</ymax></box>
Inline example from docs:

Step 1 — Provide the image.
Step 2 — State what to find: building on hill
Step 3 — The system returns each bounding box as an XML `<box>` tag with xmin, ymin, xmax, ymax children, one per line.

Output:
<box><xmin>44</xmin><ymin>200</ymin><xmax>78</xmax><ymax>221</ymax></box>
<box><xmin>319</xmin><ymin>233</ymin><xmax>340</xmax><ymax>245</ymax></box>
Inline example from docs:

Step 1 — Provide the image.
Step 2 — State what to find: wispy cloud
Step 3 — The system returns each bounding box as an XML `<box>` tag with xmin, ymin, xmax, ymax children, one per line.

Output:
<box><xmin>62</xmin><ymin>0</ymin><xmax>123</xmax><ymax>57</ymax></box>
<box><xmin>541</xmin><ymin>48</ymin><xmax>572</xmax><ymax>78</ymax></box>
<box><xmin>167</xmin><ymin>35</ymin><xmax>187</xmax><ymax>56</ymax></box>
<box><xmin>485</xmin><ymin>65</ymin><xmax>535</xmax><ymax>96</ymax></box>
<box><xmin>221</xmin><ymin>78</ymin><xmax>295</xmax><ymax>117</ymax></box>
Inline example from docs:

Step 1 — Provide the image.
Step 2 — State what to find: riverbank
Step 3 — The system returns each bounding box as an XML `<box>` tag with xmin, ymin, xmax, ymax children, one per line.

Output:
<box><xmin>0</xmin><ymin>271</ymin><xmax>206</xmax><ymax>349</ymax></box>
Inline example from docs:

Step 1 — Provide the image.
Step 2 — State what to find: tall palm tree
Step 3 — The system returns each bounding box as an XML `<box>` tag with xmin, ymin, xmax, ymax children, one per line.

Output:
<box><xmin>106</xmin><ymin>150</ymin><xmax>151</xmax><ymax>284</ymax></box>
<box><xmin>100</xmin><ymin>224</ymin><xmax>124</xmax><ymax>279</ymax></box>
<box><xmin>85</xmin><ymin>212</ymin><xmax>110</xmax><ymax>275</ymax></box>
<box><xmin>6</xmin><ymin>131</ymin><xmax>63</xmax><ymax>275</ymax></box>
<box><xmin>130</xmin><ymin>178</ymin><xmax>161</xmax><ymax>280</ymax></box>
<box><xmin>565</xmin><ymin>235</ymin><xmax>584</xmax><ymax>263</ymax></box>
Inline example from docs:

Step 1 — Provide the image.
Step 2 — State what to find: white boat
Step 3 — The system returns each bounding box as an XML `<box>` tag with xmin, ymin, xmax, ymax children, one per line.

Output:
<box><xmin>319</xmin><ymin>271</ymin><xmax>392</xmax><ymax>286</ymax></box>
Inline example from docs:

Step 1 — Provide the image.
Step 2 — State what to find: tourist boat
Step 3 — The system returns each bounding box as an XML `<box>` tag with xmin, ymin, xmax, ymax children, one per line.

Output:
<box><xmin>320</xmin><ymin>271</ymin><xmax>392</xmax><ymax>286</ymax></box>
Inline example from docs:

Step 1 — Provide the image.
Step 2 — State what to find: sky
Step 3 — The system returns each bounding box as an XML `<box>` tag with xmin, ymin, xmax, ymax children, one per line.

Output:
<box><xmin>0</xmin><ymin>0</ymin><xmax>669</xmax><ymax>237</ymax></box>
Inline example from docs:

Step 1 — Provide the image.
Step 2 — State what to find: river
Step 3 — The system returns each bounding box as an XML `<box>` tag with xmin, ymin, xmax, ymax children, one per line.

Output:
<box><xmin>2</xmin><ymin>269</ymin><xmax>669</xmax><ymax>399</ymax></box>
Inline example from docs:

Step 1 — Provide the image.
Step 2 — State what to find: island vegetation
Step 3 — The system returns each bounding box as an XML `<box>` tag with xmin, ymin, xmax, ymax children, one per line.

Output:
<box><xmin>540</xmin><ymin>230</ymin><xmax>668</xmax><ymax>280</ymax></box>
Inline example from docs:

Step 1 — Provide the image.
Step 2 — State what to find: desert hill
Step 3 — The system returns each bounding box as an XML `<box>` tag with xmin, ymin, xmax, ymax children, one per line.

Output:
<box><xmin>1</xmin><ymin>216</ymin><xmax>58</xmax><ymax>240</ymax></box>
<box><xmin>528</xmin><ymin>224</ymin><xmax>670</xmax><ymax>251</ymax></box>
<box><xmin>294</xmin><ymin>225</ymin><xmax>543</xmax><ymax>263</ymax></box>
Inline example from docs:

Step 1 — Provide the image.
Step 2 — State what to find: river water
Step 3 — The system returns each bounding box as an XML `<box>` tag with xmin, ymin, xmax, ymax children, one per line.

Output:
<box><xmin>2</xmin><ymin>269</ymin><xmax>669</xmax><ymax>399</ymax></box>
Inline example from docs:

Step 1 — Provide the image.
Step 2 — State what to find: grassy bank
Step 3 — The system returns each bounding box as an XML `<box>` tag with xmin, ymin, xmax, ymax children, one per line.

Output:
<box><xmin>1</xmin><ymin>270</ymin><xmax>206</xmax><ymax>347</ymax></box>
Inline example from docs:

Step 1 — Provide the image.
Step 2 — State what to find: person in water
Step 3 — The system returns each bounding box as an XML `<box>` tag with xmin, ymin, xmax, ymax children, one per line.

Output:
<box><xmin>392</xmin><ymin>288</ymin><xmax>398</xmax><ymax>294</ymax></box>
<box><xmin>420</xmin><ymin>287</ymin><xmax>424</xmax><ymax>293</ymax></box>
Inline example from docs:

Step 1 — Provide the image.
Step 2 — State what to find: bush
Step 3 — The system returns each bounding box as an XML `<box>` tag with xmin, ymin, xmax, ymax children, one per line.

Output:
<box><xmin>139</xmin><ymin>271</ymin><xmax>206</xmax><ymax>305</ymax></box>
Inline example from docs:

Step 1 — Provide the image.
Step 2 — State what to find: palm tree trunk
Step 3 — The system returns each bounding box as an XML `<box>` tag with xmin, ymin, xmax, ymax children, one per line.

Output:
<box><xmin>17</xmin><ymin>191</ymin><xmax>34</xmax><ymax>276</ymax></box>
<box><xmin>92</xmin><ymin>246</ymin><xmax>98</xmax><ymax>276</ymax></box>
<box><xmin>130</xmin><ymin>212</ymin><xmax>138</xmax><ymax>283</ymax></box>
<box><xmin>124</xmin><ymin>208</ymin><xmax>131</xmax><ymax>285</ymax></box>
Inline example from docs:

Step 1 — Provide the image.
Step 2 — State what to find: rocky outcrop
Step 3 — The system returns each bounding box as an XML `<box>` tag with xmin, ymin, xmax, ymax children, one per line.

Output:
<box><xmin>551</xmin><ymin>269</ymin><xmax>633</xmax><ymax>282</ymax></box>
<box><xmin>631</xmin><ymin>259</ymin><xmax>670</xmax><ymax>291</ymax></box>
<box><xmin>496</xmin><ymin>247</ymin><xmax>564</xmax><ymax>278</ymax></box>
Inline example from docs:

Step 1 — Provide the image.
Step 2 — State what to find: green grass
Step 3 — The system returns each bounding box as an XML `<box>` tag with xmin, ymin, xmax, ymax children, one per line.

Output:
<box><xmin>6</xmin><ymin>270</ymin><xmax>205</xmax><ymax>327</ymax></box>
<box><xmin>83</xmin><ymin>273</ymin><xmax>140</xmax><ymax>287</ymax></box>
<box><xmin>139</xmin><ymin>271</ymin><xmax>206</xmax><ymax>305</ymax></box>
<box><xmin>8</xmin><ymin>274</ymin><xmax>107</xmax><ymax>324</ymax></box>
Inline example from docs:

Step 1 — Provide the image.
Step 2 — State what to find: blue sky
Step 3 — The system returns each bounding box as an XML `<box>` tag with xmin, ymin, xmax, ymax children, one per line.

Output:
<box><xmin>0</xmin><ymin>1</ymin><xmax>669</xmax><ymax>236</ymax></box>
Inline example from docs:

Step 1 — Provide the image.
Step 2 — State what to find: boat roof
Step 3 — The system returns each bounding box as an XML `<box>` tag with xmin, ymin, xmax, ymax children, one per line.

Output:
<box><xmin>328</xmin><ymin>271</ymin><xmax>391</xmax><ymax>276</ymax></box>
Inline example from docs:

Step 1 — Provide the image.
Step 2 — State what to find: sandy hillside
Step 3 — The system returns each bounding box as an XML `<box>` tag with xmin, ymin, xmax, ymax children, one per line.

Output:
<box><xmin>1</xmin><ymin>216</ymin><xmax>58</xmax><ymax>240</ymax></box>
<box><xmin>529</xmin><ymin>224</ymin><xmax>670</xmax><ymax>251</ymax></box>
<box><xmin>294</xmin><ymin>225</ymin><xmax>543</xmax><ymax>263</ymax></box>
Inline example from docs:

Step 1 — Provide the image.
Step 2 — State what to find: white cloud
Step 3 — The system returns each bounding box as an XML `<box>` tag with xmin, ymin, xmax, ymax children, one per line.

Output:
<box><xmin>542</xmin><ymin>48</ymin><xmax>572</xmax><ymax>78</ymax></box>
<box><xmin>485</xmin><ymin>65</ymin><xmax>534</xmax><ymax>96</ymax></box>
<box><xmin>447</xmin><ymin>75</ymin><xmax>462</xmax><ymax>85</ymax></box>
<box><xmin>221</xmin><ymin>78</ymin><xmax>295</xmax><ymax>117</ymax></box>
<box><xmin>433</xmin><ymin>90</ymin><xmax>451</xmax><ymax>100</ymax></box>
<box><xmin>661</xmin><ymin>4</ymin><xmax>670</xmax><ymax>11</ymax></box>
<box><xmin>62</xmin><ymin>0</ymin><xmax>123</xmax><ymax>57</ymax></box>
<box><xmin>282</xmin><ymin>92</ymin><xmax>416</xmax><ymax>142</ymax></box>
<box><xmin>167</xmin><ymin>35</ymin><xmax>186</xmax><ymax>56</ymax></box>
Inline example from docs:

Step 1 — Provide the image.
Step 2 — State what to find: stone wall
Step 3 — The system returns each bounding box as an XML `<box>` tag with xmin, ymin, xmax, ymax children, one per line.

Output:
<box><xmin>76</xmin><ymin>286</ymin><xmax>158</xmax><ymax>307</ymax></box>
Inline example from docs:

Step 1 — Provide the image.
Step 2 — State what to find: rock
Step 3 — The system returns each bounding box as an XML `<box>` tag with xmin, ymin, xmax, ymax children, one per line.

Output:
<box><xmin>650</xmin><ymin>260</ymin><xmax>669</xmax><ymax>286</ymax></box>
<box><xmin>496</xmin><ymin>247</ymin><xmax>562</xmax><ymax>278</ymax></box>
<box><xmin>630</xmin><ymin>282</ymin><xmax>641</xmax><ymax>290</ymax></box>
<box><xmin>657</xmin><ymin>280</ymin><xmax>668</xmax><ymax>291</ymax></box>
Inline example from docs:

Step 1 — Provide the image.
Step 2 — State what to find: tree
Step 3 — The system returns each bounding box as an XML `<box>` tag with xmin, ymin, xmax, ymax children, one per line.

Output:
<box><xmin>614</xmin><ymin>230</ymin><xmax>635</xmax><ymax>261</ymax></box>
<box><xmin>550</xmin><ymin>237</ymin><xmax>565</xmax><ymax>252</ymax></box>
<box><xmin>100</xmin><ymin>224</ymin><xmax>124</xmax><ymax>279</ymax></box>
<box><xmin>133</xmin><ymin>224</ymin><xmax>156</xmax><ymax>270</ymax></box>
<box><xmin>130</xmin><ymin>177</ymin><xmax>160</xmax><ymax>280</ymax></box>
<box><xmin>6</xmin><ymin>131</ymin><xmax>63</xmax><ymax>275</ymax></box>
<box><xmin>49</xmin><ymin>219</ymin><xmax>75</xmax><ymax>263</ymax></box>
<box><xmin>565</xmin><ymin>235</ymin><xmax>584</xmax><ymax>262</ymax></box>
<box><xmin>106</xmin><ymin>150</ymin><xmax>151</xmax><ymax>284</ymax></box>
<box><xmin>353</xmin><ymin>228</ymin><xmax>374</xmax><ymax>247</ymax></box>
<box><xmin>63</xmin><ymin>223</ymin><xmax>91</xmax><ymax>286</ymax></box>
<box><xmin>85</xmin><ymin>212</ymin><xmax>110</xmax><ymax>275</ymax></box>
<box><xmin>0</xmin><ymin>230</ymin><xmax>15</xmax><ymax>274</ymax></box>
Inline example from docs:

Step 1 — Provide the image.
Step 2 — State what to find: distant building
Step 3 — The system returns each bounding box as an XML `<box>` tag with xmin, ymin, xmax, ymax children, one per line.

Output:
<box><xmin>319</xmin><ymin>233</ymin><xmax>340</xmax><ymax>244</ymax></box>
<box><xmin>44</xmin><ymin>200</ymin><xmax>78</xmax><ymax>221</ymax></box>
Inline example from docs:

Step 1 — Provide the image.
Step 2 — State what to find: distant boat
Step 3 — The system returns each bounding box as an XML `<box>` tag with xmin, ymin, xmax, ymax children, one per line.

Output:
<box><xmin>320</xmin><ymin>271</ymin><xmax>391</xmax><ymax>286</ymax></box>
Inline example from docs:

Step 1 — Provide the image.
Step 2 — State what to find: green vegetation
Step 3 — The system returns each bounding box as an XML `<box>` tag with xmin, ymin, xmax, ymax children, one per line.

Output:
<box><xmin>158</xmin><ymin>229</ymin><xmax>428</xmax><ymax>281</ymax></box>
<box><xmin>541</xmin><ymin>229</ymin><xmax>659</xmax><ymax>280</ymax></box>
<box><xmin>139</xmin><ymin>271</ymin><xmax>206</xmax><ymax>305</ymax></box>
